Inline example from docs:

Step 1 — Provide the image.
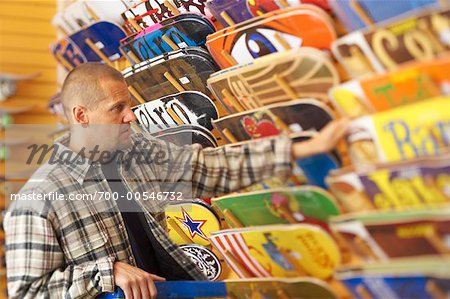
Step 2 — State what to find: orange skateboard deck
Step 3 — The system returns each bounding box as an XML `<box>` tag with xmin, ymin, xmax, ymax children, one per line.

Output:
<box><xmin>206</xmin><ymin>6</ymin><xmax>336</xmax><ymax>68</ymax></box>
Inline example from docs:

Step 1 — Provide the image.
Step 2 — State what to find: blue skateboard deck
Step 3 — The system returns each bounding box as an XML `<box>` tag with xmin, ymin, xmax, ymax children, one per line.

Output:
<box><xmin>330</xmin><ymin>0</ymin><xmax>439</xmax><ymax>31</ymax></box>
<box><xmin>97</xmin><ymin>281</ymin><xmax>227</xmax><ymax>298</ymax></box>
<box><xmin>98</xmin><ymin>278</ymin><xmax>337</xmax><ymax>298</ymax></box>
<box><xmin>52</xmin><ymin>21</ymin><xmax>127</xmax><ymax>69</ymax></box>
<box><xmin>296</xmin><ymin>153</ymin><xmax>340</xmax><ymax>189</ymax></box>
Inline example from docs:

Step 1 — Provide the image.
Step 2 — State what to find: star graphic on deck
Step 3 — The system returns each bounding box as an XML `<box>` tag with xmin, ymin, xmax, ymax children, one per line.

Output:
<box><xmin>176</xmin><ymin>208</ymin><xmax>208</xmax><ymax>240</ymax></box>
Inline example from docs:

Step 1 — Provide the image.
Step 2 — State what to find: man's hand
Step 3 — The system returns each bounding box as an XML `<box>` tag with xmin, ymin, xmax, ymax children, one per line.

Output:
<box><xmin>292</xmin><ymin>118</ymin><xmax>350</xmax><ymax>160</ymax></box>
<box><xmin>113</xmin><ymin>261</ymin><xmax>166</xmax><ymax>299</ymax></box>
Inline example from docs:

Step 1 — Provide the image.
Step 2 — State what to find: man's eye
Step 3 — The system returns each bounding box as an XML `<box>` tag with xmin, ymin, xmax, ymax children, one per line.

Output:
<box><xmin>113</xmin><ymin>105</ymin><xmax>123</xmax><ymax>112</ymax></box>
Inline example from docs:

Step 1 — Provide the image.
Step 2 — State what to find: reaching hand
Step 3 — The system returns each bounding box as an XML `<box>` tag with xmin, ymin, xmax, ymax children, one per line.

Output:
<box><xmin>292</xmin><ymin>118</ymin><xmax>350</xmax><ymax>160</ymax></box>
<box><xmin>113</xmin><ymin>261</ymin><xmax>166</xmax><ymax>299</ymax></box>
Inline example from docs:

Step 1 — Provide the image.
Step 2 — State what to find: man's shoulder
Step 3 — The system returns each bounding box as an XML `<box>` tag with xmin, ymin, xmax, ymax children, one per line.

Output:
<box><xmin>6</xmin><ymin>162</ymin><xmax>70</xmax><ymax>217</ymax></box>
<box><xmin>21</xmin><ymin>161</ymin><xmax>70</xmax><ymax>193</ymax></box>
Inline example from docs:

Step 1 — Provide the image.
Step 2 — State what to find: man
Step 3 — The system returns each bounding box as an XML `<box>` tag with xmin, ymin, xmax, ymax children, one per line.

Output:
<box><xmin>4</xmin><ymin>63</ymin><xmax>348</xmax><ymax>299</ymax></box>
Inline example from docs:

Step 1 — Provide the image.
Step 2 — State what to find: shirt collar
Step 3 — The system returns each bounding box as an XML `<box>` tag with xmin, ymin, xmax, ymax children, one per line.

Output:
<box><xmin>53</xmin><ymin>133</ymin><xmax>96</xmax><ymax>185</ymax></box>
<box><xmin>53</xmin><ymin>132</ymin><xmax>148</xmax><ymax>185</ymax></box>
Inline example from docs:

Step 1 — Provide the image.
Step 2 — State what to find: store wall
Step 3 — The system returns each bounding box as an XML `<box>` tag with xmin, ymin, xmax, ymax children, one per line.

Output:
<box><xmin>0</xmin><ymin>0</ymin><xmax>58</xmax><ymax>297</ymax></box>
<box><xmin>0</xmin><ymin>0</ymin><xmax>58</xmax><ymax>123</ymax></box>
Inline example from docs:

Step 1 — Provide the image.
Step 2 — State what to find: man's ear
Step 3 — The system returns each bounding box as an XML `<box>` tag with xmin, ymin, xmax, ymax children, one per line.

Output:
<box><xmin>72</xmin><ymin>105</ymin><xmax>88</xmax><ymax>124</ymax></box>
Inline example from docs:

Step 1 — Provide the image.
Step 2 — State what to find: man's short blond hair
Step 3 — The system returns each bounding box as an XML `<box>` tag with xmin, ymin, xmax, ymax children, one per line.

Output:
<box><xmin>61</xmin><ymin>62</ymin><xmax>125</xmax><ymax>119</ymax></box>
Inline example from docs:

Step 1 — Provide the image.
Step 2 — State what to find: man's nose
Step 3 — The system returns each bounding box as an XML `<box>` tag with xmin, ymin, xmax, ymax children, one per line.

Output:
<box><xmin>123</xmin><ymin>106</ymin><xmax>137</xmax><ymax>123</ymax></box>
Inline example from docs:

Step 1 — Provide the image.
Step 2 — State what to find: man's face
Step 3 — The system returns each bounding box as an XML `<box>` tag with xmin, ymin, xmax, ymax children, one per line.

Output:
<box><xmin>85</xmin><ymin>78</ymin><xmax>137</xmax><ymax>150</ymax></box>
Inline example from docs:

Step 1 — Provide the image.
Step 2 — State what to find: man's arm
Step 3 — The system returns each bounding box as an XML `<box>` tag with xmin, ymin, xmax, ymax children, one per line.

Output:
<box><xmin>189</xmin><ymin>118</ymin><xmax>349</xmax><ymax>198</ymax></box>
<box><xmin>4</xmin><ymin>208</ymin><xmax>115</xmax><ymax>299</ymax></box>
<box><xmin>136</xmin><ymin>119</ymin><xmax>348</xmax><ymax>200</ymax></box>
<box><xmin>189</xmin><ymin>134</ymin><xmax>292</xmax><ymax>198</ymax></box>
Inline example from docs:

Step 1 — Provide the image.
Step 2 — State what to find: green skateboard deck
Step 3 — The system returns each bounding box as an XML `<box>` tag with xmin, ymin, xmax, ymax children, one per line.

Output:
<box><xmin>212</xmin><ymin>186</ymin><xmax>340</xmax><ymax>229</ymax></box>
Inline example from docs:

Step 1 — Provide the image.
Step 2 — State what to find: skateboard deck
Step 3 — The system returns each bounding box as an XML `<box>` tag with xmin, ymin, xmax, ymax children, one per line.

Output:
<box><xmin>330</xmin><ymin>0</ymin><xmax>440</xmax><ymax>31</ymax></box>
<box><xmin>97</xmin><ymin>277</ymin><xmax>338</xmax><ymax>298</ymax></box>
<box><xmin>342</xmin><ymin>274</ymin><xmax>450</xmax><ymax>299</ymax></box>
<box><xmin>150</xmin><ymin>124</ymin><xmax>218</xmax><ymax>148</ymax></box>
<box><xmin>333</xmin><ymin>7</ymin><xmax>450</xmax><ymax>78</ymax></box>
<box><xmin>48</xmin><ymin>92</ymin><xmax>64</xmax><ymax>118</ymax></box>
<box><xmin>63</xmin><ymin>1</ymin><xmax>94</xmax><ymax>30</ymax></box>
<box><xmin>0</xmin><ymin>136</ymin><xmax>29</xmax><ymax>147</ymax></box>
<box><xmin>51</xmin><ymin>37</ymin><xmax>87</xmax><ymax>70</ymax></box>
<box><xmin>89</xmin><ymin>0</ymin><xmax>141</xmax><ymax>23</ymax></box>
<box><xmin>124</xmin><ymin>48</ymin><xmax>219</xmax><ymax>101</ymax></box>
<box><xmin>212</xmin><ymin>186</ymin><xmax>340</xmax><ymax>229</ymax></box>
<box><xmin>239</xmin><ymin>171</ymin><xmax>307</xmax><ymax>193</ymax></box>
<box><xmin>0</xmin><ymin>133</ymin><xmax>29</xmax><ymax>162</ymax></box>
<box><xmin>331</xmin><ymin>208</ymin><xmax>450</xmax><ymax>262</ymax></box>
<box><xmin>180</xmin><ymin>244</ymin><xmax>222</xmax><ymax>281</ymax></box>
<box><xmin>207</xmin><ymin>48</ymin><xmax>339</xmax><ymax>113</ymax></box>
<box><xmin>0</xmin><ymin>133</ymin><xmax>31</xmax><ymax>161</ymax></box>
<box><xmin>327</xmin><ymin>153</ymin><xmax>450</xmax><ymax>213</ymax></box>
<box><xmin>0</xmin><ymin>73</ymin><xmax>40</xmax><ymax>81</ymax></box>
<box><xmin>157</xmin><ymin>12</ymin><xmax>215</xmax><ymax>30</ymax></box>
<box><xmin>0</xmin><ymin>105</ymin><xmax>35</xmax><ymax>115</ymax></box>
<box><xmin>121</xmin><ymin>0</ymin><xmax>212</xmax><ymax>32</ymax></box>
<box><xmin>347</xmin><ymin>96</ymin><xmax>450</xmax><ymax>166</ymax></box>
<box><xmin>52</xmin><ymin>0</ymin><xmax>136</xmax><ymax>34</ymax></box>
<box><xmin>206</xmin><ymin>0</ymin><xmax>253</xmax><ymax>26</ymax></box>
<box><xmin>337</xmin><ymin>258</ymin><xmax>450</xmax><ymax>299</ymax></box>
<box><xmin>121</xmin><ymin>15</ymin><xmax>215</xmax><ymax>61</ymax></box>
<box><xmin>290</xmin><ymin>132</ymin><xmax>342</xmax><ymax>188</ymax></box>
<box><xmin>0</xmin><ymin>114</ymin><xmax>13</xmax><ymax>130</ymax></box>
<box><xmin>51</xmin><ymin>21</ymin><xmax>127</xmax><ymax>70</ymax></box>
<box><xmin>165</xmin><ymin>199</ymin><xmax>221</xmax><ymax>246</ymax></box>
<box><xmin>224</xmin><ymin>277</ymin><xmax>337</xmax><ymax>299</ymax></box>
<box><xmin>206</xmin><ymin>6</ymin><xmax>336</xmax><ymax>68</ymax></box>
<box><xmin>123</xmin><ymin>11</ymin><xmax>215</xmax><ymax>35</ymax></box>
<box><xmin>212</xmin><ymin>99</ymin><xmax>334</xmax><ymax>143</ymax></box>
<box><xmin>131</xmin><ymin>91</ymin><xmax>218</xmax><ymax>132</ymax></box>
<box><xmin>295</xmin><ymin>152</ymin><xmax>340</xmax><ymax>189</ymax></box>
<box><xmin>52</xmin><ymin>1</ymin><xmax>92</xmax><ymax>34</ymax></box>
<box><xmin>0</xmin><ymin>146</ymin><xmax>9</xmax><ymax>161</ymax></box>
<box><xmin>0</xmin><ymin>72</ymin><xmax>40</xmax><ymax>101</ymax></box>
<box><xmin>210</xmin><ymin>224</ymin><xmax>341</xmax><ymax>279</ymax></box>
<box><xmin>207</xmin><ymin>0</ymin><xmax>330</xmax><ymax>27</ymax></box>
<box><xmin>329</xmin><ymin>57</ymin><xmax>450</xmax><ymax>118</ymax></box>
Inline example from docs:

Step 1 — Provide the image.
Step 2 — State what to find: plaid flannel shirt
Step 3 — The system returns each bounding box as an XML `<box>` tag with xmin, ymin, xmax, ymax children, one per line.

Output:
<box><xmin>4</xmin><ymin>132</ymin><xmax>292</xmax><ymax>298</ymax></box>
